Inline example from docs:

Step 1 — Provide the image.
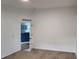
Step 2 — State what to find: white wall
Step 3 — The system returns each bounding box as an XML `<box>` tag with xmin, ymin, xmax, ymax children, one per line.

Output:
<box><xmin>32</xmin><ymin>7</ymin><xmax>77</xmax><ymax>53</ymax></box>
<box><xmin>1</xmin><ymin>6</ymin><xmax>77</xmax><ymax>58</ymax></box>
<box><xmin>1</xmin><ymin>5</ymin><xmax>33</xmax><ymax>58</ymax></box>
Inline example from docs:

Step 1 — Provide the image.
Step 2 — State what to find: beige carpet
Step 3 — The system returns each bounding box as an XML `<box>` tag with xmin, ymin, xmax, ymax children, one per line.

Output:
<box><xmin>2</xmin><ymin>49</ymin><xmax>76</xmax><ymax>59</ymax></box>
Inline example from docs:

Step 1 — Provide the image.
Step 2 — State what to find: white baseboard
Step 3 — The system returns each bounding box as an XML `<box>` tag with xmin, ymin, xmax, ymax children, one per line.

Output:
<box><xmin>33</xmin><ymin>45</ymin><xmax>76</xmax><ymax>53</ymax></box>
<box><xmin>1</xmin><ymin>49</ymin><xmax>20</xmax><ymax>58</ymax></box>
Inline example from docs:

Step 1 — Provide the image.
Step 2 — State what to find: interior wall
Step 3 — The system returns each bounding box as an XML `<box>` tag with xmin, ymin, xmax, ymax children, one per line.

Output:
<box><xmin>32</xmin><ymin>7</ymin><xmax>77</xmax><ymax>53</ymax></box>
<box><xmin>1</xmin><ymin>5</ymin><xmax>33</xmax><ymax>58</ymax></box>
<box><xmin>1</xmin><ymin>5</ymin><xmax>77</xmax><ymax>58</ymax></box>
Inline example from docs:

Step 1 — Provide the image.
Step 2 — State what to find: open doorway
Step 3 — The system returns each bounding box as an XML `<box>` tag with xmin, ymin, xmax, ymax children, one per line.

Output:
<box><xmin>21</xmin><ymin>19</ymin><xmax>31</xmax><ymax>50</ymax></box>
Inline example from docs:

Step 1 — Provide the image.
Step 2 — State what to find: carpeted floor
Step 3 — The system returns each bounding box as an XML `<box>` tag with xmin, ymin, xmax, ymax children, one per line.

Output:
<box><xmin>2</xmin><ymin>49</ymin><xmax>76</xmax><ymax>59</ymax></box>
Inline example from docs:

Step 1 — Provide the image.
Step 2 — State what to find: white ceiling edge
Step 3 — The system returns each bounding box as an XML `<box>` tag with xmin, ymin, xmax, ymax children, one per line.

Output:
<box><xmin>1</xmin><ymin>0</ymin><xmax>77</xmax><ymax>10</ymax></box>
<box><xmin>1</xmin><ymin>4</ymin><xmax>35</xmax><ymax>11</ymax></box>
<box><xmin>1</xmin><ymin>3</ymin><xmax>77</xmax><ymax>11</ymax></box>
<box><xmin>1</xmin><ymin>4</ymin><xmax>77</xmax><ymax>17</ymax></box>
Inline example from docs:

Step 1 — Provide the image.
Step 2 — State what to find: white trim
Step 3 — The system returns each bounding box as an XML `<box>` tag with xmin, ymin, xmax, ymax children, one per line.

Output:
<box><xmin>1</xmin><ymin>49</ymin><xmax>20</xmax><ymax>58</ymax></box>
<box><xmin>33</xmin><ymin>46</ymin><xmax>76</xmax><ymax>53</ymax></box>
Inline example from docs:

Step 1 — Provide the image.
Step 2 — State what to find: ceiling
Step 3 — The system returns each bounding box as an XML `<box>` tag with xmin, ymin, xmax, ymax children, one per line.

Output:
<box><xmin>1</xmin><ymin>0</ymin><xmax>77</xmax><ymax>9</ymax></box>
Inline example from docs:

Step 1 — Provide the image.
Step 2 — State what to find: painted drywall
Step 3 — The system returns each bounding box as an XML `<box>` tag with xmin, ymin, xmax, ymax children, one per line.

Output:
<box><xmin>1</xmin><ymin>5</ymin><xmax>33</xmax><ymax>58</ymax></box>
<box><xmin>32</xmin><ymin>7</ymin><xmax>77</xmax><ymax>53</ymax></box>
<box><xmin>1</xmin><ymin>5</ymin><xmax>77</xmax><ymax>58</ymax></box>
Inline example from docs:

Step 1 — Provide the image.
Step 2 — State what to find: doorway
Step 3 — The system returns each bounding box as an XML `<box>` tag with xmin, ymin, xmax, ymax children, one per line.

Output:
<box><xmin>21</xmin><ymin>19</ymin><xmax>31</xmax><ymax>50</ymax></box>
